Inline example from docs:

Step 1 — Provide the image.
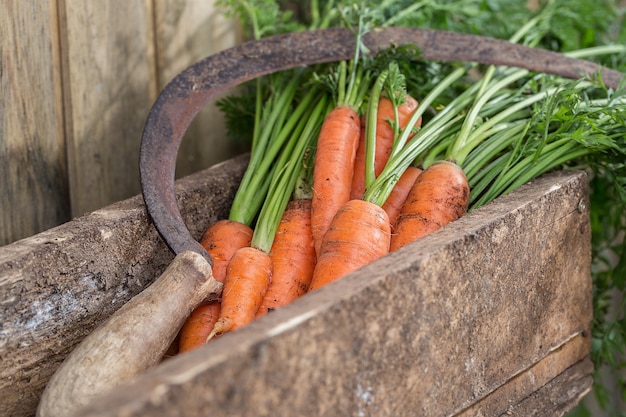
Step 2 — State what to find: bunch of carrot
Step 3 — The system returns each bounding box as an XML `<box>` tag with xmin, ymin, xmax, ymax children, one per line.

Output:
<box><xmin>171</xmin><ymin>0</ymin><xmax>626</xmax><ymax>355</ymax></box>
<box><xmin>177</xmin><ymin>58</ymin><xmax>625</xmax><ymax>353</ymax></box>
<box><xmin>174</xmin><ymin>55</ymin><xmax>467</xmax><ymax>352</ymax></box>
<box><xmin>177</xmin><ymin>71</ymin><xmax>330</xmax><ymax>350</ymax></box>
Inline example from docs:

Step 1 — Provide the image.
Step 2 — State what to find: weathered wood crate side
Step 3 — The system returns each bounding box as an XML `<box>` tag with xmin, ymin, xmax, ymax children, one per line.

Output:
<box><xmin>0</xmin><ymin>155</ymin><xmax>248</xmax><ymax>417</ymax></box>
<box><xmin>74</xmin><ymin>170</ymin><xmax>593</xmax><ymax>417</ymax></box>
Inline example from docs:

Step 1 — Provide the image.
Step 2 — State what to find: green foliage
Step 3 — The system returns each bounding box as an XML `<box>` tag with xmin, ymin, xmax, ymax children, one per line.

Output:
<box><xmin>539</xmin><ymin>0</ymin><xmax>622</xmax><ymax>51</ymax></box>
<box><xmin>217</xmin><ymin>0</ymin><xmax>305</xmax><ymax>39</ymax></box>
<box><xmin>368</xmin><ymin>44</ymin><xmax>469</xmax><ymax>123</ymax></box>
<box><xmin>216</xmin><ymin>84</ymin><xmax>257</xmax><ymax>145</ymax></box>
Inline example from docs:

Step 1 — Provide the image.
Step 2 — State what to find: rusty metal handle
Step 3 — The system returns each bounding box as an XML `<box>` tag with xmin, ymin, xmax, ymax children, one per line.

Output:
<box><xmin>139</xmin><ymin>27</ymin><xmax>624</xmax><ymax>263</ymax></box>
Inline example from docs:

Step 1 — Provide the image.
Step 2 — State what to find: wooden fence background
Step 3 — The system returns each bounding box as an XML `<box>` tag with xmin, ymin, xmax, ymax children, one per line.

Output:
<box><xmin>1</xmin><ymin>0</ymin><xmax>244</xmax><ymax>246</ymax></box>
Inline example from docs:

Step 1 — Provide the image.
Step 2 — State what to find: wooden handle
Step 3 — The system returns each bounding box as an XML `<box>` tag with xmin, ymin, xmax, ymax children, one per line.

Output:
<box><xmin>36</xmin><ymin>251</ymin><xmax>222</xmax><ymax>417</ymax></box>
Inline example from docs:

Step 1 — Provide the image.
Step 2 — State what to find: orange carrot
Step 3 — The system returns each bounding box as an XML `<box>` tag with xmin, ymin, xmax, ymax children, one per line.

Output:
<box><xmin>207</xmin><ymin>247</ymin><xmax>273</xmax><ymax>340</ymax></box>
<box><xmin>208</xmin><ymin>91</ymin><xmax>328</xmax><ymax>336</ymax></box>
<box><xmin>178</xmin><ymin>301</ymin><xmax>221</xmax><ymax>353</ymax></box>
<box><xmin>311</xmin><ymin>105</ymin><xmax>361</xmax><ymax>255</ymax></box>
<box><xmin>382</xmin><ymin>166</ymin><xmax>422</xmax><ymax>227</ymax></box>
<box><xmin>390</xmin><ymin>161</ymin><xmax>470</xmax><ymax>252</ymax></box>
<box><xmin>177</xmin><ymin>219</ymin><xmax>253</xmax><ymax>352</ymax></box>
<box><xmin>198</xmin><ymin>219</ymin><xmax>254</xmax><ymax>284</ymax></box>
<box><xmin>256</xmin><ymin>199</ymin><xmax>316</xmax><ymax>317</ymax></box>
<box><xmin>186</xmin><ymin>70</ymin><xmax>325</xmax><ymax>346</ymax></box>
<box><xmin>307</xmin><ymin>199</ymin><xmax>391</xmax><ymax>291</ymax></box>
<box><xmin>350</xmin><ymin>95</ymin><xmax>421</xmax><ymax>200</ymax></box>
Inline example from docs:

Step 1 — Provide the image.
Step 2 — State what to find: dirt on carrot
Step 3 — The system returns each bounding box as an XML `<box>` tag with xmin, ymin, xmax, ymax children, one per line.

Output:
<box><xmin>207</xmin><ymin>247</ymin><xmax>273</xmax><ymax>341</ymax></box>
<box><xmin>390</xmin><ymin>161</ymin><xmax>469</xmax><ymax>251</ymax></box>
<box><xmin>199</xmin><ymin>219</ymin><xmax>254</xmax><ymax>283</ymax></box>
<box><xmin>257</xmin><ymin>199</ymin><xmax>316</xmax><ymax>317</ymax></box>
<box><xmin>311</xmin><ymin>105</ymin><xmax>361</xmax><ymax>256</ymax></box>
<box><xmin>308</xmin><ymin>199</ymin><xmax>391</xmax><ymax>292</ymax></box>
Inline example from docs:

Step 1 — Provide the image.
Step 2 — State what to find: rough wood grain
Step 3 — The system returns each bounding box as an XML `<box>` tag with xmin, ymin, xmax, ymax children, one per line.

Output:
<box><xmin>74</xmin><ymin>169</ymin><xmax>592</xmax><ymax>417</ymax></box>
<box><xmin>60</xmin><ymin>0</ymin><xmax>157</xmax><ymax>218</ymax></box>
<box><xmin>505</xmin><ymin>358</ymin><xmax>595</xmax><ymax>417</ymax></box>
<box><xmin>153</xmin><ymin>0</ymin><xmax>244</xmax><ymax>179</ymax></box>
<box><xmin>459</xmin><ymin>333</ymin><xmax>591</xmax><ymax>416</ymax></box>
<box><xmin>1</xmin><ymin>1</ymin><xmax>241</xmax><ymax>246</ymax></box>
<box><xmin>0</xmin><ymin>155</ymin><xmax>247</xmax><ymax>417</ymax></box>
<box><xmin>0</xmin><ymin>0</ymin><xmax>70</xmax><ymax>246</ymax></box>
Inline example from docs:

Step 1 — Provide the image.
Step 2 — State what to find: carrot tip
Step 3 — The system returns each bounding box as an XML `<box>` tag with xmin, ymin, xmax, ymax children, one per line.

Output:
<box><xmin>205</xmin><ymin>317</ymin><xmax>232</xmax><ymax>343</ymax></box>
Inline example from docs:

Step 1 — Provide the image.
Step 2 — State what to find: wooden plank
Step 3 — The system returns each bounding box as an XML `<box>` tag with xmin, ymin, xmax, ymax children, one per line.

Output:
<box><xmin>0</xmin><ymin>155</ymin><xmax>247</xmax><ymax>417</ymax></box>
<box><xmin>0</xmin><ymin>166</ymin><xmax>592</xmax><ymax>417</ymax></box>
<box><xmin>153</xmin><ymin>0</ymin><xmax>244</xmax><ymax>179</ymax></box>
<box><xmin>506</xmin><ymin>358</ymin><xmax>594</xmax><ymax>417</ymax></box>
<box><xmin>458</xmin><ymin>333</ymin><xmax>591</xmax><ymax>416</ymax></box>
<box><xmin>74</xmin><ymin>169</ymin><xmax>592</xmax><ymax>417</ymax></box>
<box><xmin>0</xmin><ymin>0</ymin><xmax>70</xmax><ymax>246</ymax></box>
<box><xmin>60</xmin><ymin>0</ymin><xmax>157</xmax><ymax>218</ymax></box>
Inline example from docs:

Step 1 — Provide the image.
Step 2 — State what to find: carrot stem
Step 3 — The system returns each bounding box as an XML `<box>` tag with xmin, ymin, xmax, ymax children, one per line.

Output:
<box><xmin>364</xmin><ymin>70</ymin><xmax>388</xmax><ymax>191</ymax></box>
<box><xmin>252</xmin><ymin>95</ymin><xmax>329</xmax><ymax>253</ymax></box>
<box><xmin>371</xmin><ymin>65</ymin><xmax>469</xmax><ymax>179</ymax></box>
<box><xmin>463</xmin><ymin>120</ymin><xmax>529</xmax><ymax>179</ymax></box>
<box><xmin>451</xmin><ymin>85</ymin><xmax>562</xmax><ymax>167</ymax></box>
<box><xmin>379</xmin><ymin>0</ymin><xmax>431</xmax><ymax>27</ymax></box>
<box><xmin>229</xmin><ymin>72</ymin><xmax>308</xmax><ymax>225</ymax></box>
<box><xmin>344</xmin><ymin>2</ymin><xmax>367</xmax><ymax>104</ymax></box>
<box><xmin>446</xmin><ymin>69</ymin><xmax>531</xmax><ymax>165</ymax></box>
<box><xmin>472</xmin><ymin>139</ymin><xmax>590</xmax><ymax>207</ymax></box>
<box><xmin>337</xmin><ymin>61</ymin><xmax>348</xmax><ymax>107</ymax></box>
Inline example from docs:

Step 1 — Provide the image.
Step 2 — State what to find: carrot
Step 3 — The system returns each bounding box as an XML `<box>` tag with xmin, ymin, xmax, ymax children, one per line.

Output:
<box><xmin>309</xmin><ymin>29</ymin><xmax>375</xmax><ymax>254</ymax></box>
<box><xmin>307</xmin><ymin>64</ymin><xmax>418</xmax><ymax>290</ymax></box>
<box><xmin>207</xmin><ymin>247</ymin><xmax>273</xmax><ymax>339</ymax></box>
<box><xmin>256</xmin><ymin>198</ymin><xmax>316</xmax><ymax>317</ymax></box>
<box><xmin>176</xmin><ymin>219</ymin><xmax>253</xmax><ymax>352</ymax></box>
<box><xmin>350</xmin><ymin>95</ymin><xmax>420</xmax><ymax>200</ymax></box>
<box><xmin>307</xmin><ymin>199</ymin><xmax>391</xmax><ymax>291</ymax></box>
<box><xmin>198</xmin><ymin>219</ymin><xmax>254</xmax><ymax>283</ymax></box>
<box><xmin>390</xmin><ymin>161</ymin><xmax>469</xmax><ymax>252</ymax></box>
<box><xmin>382</xmin><ymin>166</ymin><xmax>422</xmax><ymax>227</ymax></box>
<box><xmin>311</xmin><ymin>104</ymin><xmax>361</xmax><ymax>255</ymax></box>
<box><xmin>208</xmin><ymin>93</ymin><xmax>329</xmax><ymax>340</ymax></box>
<box><xmin>178</xmin><ymin>81</ymin><xmax>301</xmax><ymax>351</ymax></box>
<box><xmin>176</xmin><ymin>74</ymin><xmax>328</xmax><ymax>351</ymax></box>
<box><xmin>178</xmin><ymin>301</ymin><xmax>221</xmax><ymax>353</ymax></box>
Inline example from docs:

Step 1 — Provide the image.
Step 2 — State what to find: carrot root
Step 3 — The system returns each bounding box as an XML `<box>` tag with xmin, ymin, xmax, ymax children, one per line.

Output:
<box><xmin>390</xmin><ymin>161</ymin><xmax>469</xmax><ymax>251</ymax></box>
<box><xmin>308</xmin><ymin>199</ymin><xmax>391</xmax><ymax>292</ymax></box>
<box><xmin>257</xmin><ymin>199</ymin><xmax>316</xmax><ymax>317</ymax></box>
<box><xmin>382</xmin><ymin>166</ymin><xmax>423</xmax><ymax>227</ymax></box>
<box><xmin>311</xmin><ymin>105</ymin><xmax>361</xmax><ymax>255</ymax></box>
<box><xmin>207</xmin><ymin>246</ymin><xmax>272</xmax><ymax>340</ymax></box>
<box><xmin>206</xmin><ymin>317</ymin><xmax>233</xmax><ymax>342</ymax></box>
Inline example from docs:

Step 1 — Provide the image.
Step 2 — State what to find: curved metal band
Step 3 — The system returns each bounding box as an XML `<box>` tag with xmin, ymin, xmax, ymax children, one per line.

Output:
<box><xmin>139</xmin><ymin>27</ymin><xmax>624</xmax><ymax>264</ymax></box>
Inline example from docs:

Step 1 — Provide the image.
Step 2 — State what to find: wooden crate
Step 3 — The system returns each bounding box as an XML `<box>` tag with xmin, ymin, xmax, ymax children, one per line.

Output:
<box><xmin>0</xmin><ymin>157</ymin><xmax>592</xmax><ymax>417</ymax></box>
